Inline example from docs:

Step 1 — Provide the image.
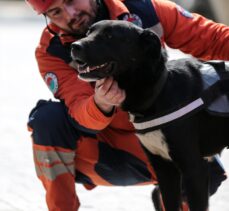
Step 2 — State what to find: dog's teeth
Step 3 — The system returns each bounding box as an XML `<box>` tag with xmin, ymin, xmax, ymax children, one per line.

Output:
<box><xmin>99</xmin><ymin>63</ymin><xmax>105</xmax><ymax>68</ymax></box>
<box><xmin>79</xmin><ymin>63</ymin><xmax>107</xmax><ymax>74</ymax></box>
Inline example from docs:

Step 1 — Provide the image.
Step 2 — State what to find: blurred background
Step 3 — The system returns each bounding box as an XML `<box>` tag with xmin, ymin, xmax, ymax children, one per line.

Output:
<box><xmin>0</xmin><ymin>0</ymin><xmax>229</xmax><ymax>211</ymax></box>
<box><xmin>173</xmin><ymin>0</ymin><xmax>229</xmax><ymax>25</ymax></box>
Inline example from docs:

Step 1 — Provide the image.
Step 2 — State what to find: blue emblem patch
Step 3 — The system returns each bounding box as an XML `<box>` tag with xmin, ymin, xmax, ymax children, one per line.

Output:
<box><xmin>44</xmin><ymin>72</ymin><xmax>58</xmax><ymax>94</ymax></box>
<box><xmin>177</xmin><ymin>5</ymin><xmax>193</xmax><ymax>19</ymax></box>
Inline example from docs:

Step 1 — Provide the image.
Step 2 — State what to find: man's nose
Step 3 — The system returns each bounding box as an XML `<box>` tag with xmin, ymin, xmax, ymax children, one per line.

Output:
<box><xmin>63</xmin><ymin>5</ymin><xmax>76</xmax><ymax>19</ymax></box>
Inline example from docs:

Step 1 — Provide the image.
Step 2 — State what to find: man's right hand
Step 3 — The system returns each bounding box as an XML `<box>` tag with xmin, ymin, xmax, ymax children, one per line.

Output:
<box><xmin>94</xmin><ymin>77</ymin><xmax>126</xmax><ymax>114</ymax></box>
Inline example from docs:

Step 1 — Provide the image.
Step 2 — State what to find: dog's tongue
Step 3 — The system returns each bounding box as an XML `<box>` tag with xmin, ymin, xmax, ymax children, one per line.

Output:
<box><xmin>77</xmin><ymin>63</ymin><xmax>88</xmax><ymax>73</ymax></box>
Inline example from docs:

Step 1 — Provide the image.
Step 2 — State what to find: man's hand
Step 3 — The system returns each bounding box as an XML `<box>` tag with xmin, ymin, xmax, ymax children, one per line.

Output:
<box><xmin>94</xmin><ymin>77</ymin><xmax>126</xmax><ymax>114</ymax></box>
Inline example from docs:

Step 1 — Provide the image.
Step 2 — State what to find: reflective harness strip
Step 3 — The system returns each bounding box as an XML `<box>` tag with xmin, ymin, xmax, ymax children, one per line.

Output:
<box><xmin>132</xmin><ymin>98</ymin><xmax>204</xmax><ymax>131</ymax></box>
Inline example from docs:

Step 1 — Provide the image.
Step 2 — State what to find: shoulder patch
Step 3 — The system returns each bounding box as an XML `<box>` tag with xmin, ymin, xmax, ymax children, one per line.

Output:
<box><xmin>123</xmin><ymin>14</ymin><xmax>143</xmax><ymax>28</ymax></box>
<box><xmin>44</xmin><ymin>72</ymin><xmax>58</xmax><ymax>94</ymax></box>
<box><xmin>176</xmin><ymin>5</ymin><xmax>193</xmax><ymax>19</ymax></box>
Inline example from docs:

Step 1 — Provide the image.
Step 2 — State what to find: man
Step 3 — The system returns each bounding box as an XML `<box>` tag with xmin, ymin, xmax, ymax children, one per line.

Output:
<box><xmin>26</xmin><ymin>0</ymin><xmax>228</xmax><ymax>210</ymax></box>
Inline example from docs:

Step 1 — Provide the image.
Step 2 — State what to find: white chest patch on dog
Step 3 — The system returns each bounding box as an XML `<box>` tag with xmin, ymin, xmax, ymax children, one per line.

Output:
<box><xmin>136</xmin><ymin>130</ymin><xmax>171</xmax><ymax>160</ymax></box>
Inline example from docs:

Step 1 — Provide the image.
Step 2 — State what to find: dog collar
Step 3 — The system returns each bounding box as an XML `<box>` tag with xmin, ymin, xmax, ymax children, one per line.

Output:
<box><xmin>149</xmin><ymin>68</ymin><xmax>168</xmax><ymax>108</ymax></box>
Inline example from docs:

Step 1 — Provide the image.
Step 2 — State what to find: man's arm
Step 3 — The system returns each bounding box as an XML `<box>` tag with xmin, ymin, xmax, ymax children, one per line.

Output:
<box><xmin>36</xmin><ymin>39</ymin><xmax>116</xmax><ymax>131</ymax></box>
<box><xmin>153</xmin><ymin>0</ymin><xmax>229</xmax><ymax>60</ymax></box>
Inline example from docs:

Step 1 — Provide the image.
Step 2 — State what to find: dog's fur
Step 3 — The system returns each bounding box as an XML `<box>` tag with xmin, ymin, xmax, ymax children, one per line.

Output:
<box><xmin>71</xmin><ymin>20</ymin><xmax>229</xmax><ymax>211</ymax></box>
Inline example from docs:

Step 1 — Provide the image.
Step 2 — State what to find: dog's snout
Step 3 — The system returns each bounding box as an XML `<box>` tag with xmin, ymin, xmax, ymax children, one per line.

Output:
<box><xmin>71</xmin><ymin>42</ymin><xmax>84</xmax><ymax>53</ymax></box>
<box><xmin>71</xmin><ymin>42</ymin><xmax>85</xmax><ymax>61</ymax></box>
<box><xmin>71</xmin><ymin>41</ymin><xmax>87</xmax><ymax>65</ymax></box>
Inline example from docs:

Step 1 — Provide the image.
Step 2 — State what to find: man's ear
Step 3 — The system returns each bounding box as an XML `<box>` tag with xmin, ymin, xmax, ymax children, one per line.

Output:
<box><xmin>140</xmin><ymin>28</ymin><xmax>161</xmax><ymax>59</ymax></box>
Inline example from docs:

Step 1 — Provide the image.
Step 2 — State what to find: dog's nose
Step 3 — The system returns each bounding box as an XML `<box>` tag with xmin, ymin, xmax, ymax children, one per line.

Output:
<box><xmin>71</xmin><ymin>42</ymin><xmax>83</xmax><ymax>53</ymax></box>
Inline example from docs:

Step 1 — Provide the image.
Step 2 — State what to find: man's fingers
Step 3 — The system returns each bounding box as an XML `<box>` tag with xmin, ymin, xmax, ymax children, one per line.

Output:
<box><xmin>95</xmin><ymin>77</ymin><xmax>113</xmax><ymax>95</ymax></box>
<box><xmin>95</xmin><ymin>78</ymin><xmax>106</xmax><ymax>88</ymax></box>
<box><xmin>105</xmin><ymin>81</ymin><xmax>119</xmax><ymax>99</ymax></box>
<box><xmin>94</xmin><ymin>77</ymin><xmax>126</xmax><ymax>111</ymax></box>
<box><xmin>111</xmin><ymin>89</ymin><xmax>126</xmax><ymax>106</ymax></box>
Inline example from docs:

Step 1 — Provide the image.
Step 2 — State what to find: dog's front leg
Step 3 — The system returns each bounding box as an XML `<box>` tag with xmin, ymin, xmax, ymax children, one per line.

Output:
<box><xmin>177</xmin><ymin>158</ymin><xmax>209</xmax><ymax>211</ymax></box>
<box><xmin>164</xmin><ymin>119</ymin><xmax>209</xmax><ymax>211</ymax></box>
<box><xmin>143</xmin><ymin>149</ymin><xmax>182</xmax><ymax>211</ymax></box>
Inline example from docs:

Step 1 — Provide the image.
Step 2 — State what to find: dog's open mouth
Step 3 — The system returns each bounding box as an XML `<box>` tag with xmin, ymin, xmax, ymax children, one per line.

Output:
<box><xmin>74</xmin><ymin>59</ymin><xmax>115</xmax><ymax>81</ymax></box>
<box><xmin>77</xmin><ymin>62</ymin><xmax>109</xmax><ymax>74</ymax></box>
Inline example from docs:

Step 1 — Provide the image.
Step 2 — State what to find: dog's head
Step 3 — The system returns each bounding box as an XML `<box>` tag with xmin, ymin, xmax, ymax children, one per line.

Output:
<box><xmin>71</xmin><ymin>20</ymin><xmax>162</xmax><ymax>82</ymax></box>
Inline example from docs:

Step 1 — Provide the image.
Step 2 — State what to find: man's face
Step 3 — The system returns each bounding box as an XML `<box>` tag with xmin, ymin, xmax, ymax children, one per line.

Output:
<box><xmin>45</xmin><ymin>0</ymin><xmax>98</xmax><ymax>37</ymax></box>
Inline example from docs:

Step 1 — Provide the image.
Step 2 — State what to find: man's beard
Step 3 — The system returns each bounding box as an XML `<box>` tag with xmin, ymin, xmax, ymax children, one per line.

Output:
<box><xmin>67</xmin><ymin>12</ymin><xmax>96</xmax><ymax>38</ymax></box>
<box><xmin>67</xmin><ymin>1</ymin><xmax>98</xmax><ymax>38</ymax></box>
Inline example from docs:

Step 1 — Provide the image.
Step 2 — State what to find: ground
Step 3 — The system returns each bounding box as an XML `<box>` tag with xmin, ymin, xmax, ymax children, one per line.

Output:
<box><xmin>0</xmin><ymin>1</ymin><xmax>229</xmax><ymax>211</ymax></box>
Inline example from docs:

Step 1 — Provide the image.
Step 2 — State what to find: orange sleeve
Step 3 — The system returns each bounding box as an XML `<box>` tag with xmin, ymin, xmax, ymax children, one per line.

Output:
<box><xmin>35</xmin><ymin>30</ymin><xmax>114</xmax><ymax>131</ymax></box>
<box><xmin>153</xmin><ymin>0</ymin><xmax>229</xmax><ymax>60</ymax></box>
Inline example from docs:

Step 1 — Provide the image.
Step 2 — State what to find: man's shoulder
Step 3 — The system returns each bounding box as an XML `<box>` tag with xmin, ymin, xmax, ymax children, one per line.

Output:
<box><xmin>37</xmin><ymin>24</ymin><xmax>75</xmax><ymax>62</ymax></box>
<box><xmin>122</xmin><ymin>0</ymin><xmax>160</xmax><ymax>28</ymax></box>
<box><xmin>39</xmin><ymin>27</ymin><xmax>54</xmax><ymax>45</ymax></box>
<box><xmin>39</xmin><ymin>24</ymin><xmax>62</xmax><ymax>47</ymax></box>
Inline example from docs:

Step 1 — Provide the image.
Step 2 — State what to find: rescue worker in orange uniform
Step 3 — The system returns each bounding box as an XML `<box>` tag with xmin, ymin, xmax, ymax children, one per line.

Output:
<box><xmin>26</xmin><ymin>0</ymin><xmax>229</xmax><ymax>211</ymax></box>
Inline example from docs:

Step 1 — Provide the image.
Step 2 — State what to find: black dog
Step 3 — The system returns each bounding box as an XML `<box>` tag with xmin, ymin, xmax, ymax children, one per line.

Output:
<box><xmin>71</xmin><ymin>20</ymin><xmax>229</xmax><ymax>211</ymax></box>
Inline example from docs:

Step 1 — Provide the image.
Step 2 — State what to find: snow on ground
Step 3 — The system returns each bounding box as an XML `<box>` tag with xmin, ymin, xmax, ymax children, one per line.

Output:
<box><xmin>0</xmin><ymin>1</ymin><xmax>229</xmax><ymax>211</ymax></box>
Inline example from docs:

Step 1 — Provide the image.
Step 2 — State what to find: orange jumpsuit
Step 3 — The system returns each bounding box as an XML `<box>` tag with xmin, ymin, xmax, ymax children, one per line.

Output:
<box><xmin>28</xmin><ymin>0</ymin><xmax>229</xmax><ymax>210</ymax></box>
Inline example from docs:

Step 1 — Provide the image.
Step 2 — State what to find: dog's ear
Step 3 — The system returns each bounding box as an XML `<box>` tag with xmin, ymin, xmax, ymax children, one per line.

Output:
<box><xmin>140</xmin><ymin>29</ymin><xmax>161</xmax><ymax>59</ymax></box>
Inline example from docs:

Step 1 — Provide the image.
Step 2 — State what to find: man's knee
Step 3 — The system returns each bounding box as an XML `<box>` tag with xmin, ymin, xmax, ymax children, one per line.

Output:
<box><xmin>28</xmin><ymin>100</ymin><xmax>79</xmax><ymax>149</ymax></box>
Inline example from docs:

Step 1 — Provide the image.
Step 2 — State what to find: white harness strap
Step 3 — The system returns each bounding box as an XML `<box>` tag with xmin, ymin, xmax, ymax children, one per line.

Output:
<box><xmin>132</xmin><ymin>98</ymin><xmax>204</xmax><ymax>131</ymax></box>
